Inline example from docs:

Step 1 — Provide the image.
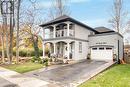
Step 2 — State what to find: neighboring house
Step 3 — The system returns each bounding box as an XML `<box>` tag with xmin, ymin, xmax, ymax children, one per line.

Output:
<box><xmin>40</xmin><ymin>15</ymin><xmax>123</xmax><ymax>62</ymax></box>
<box><xmin>124</xmin><ymin>45</ymin><xmax>130</xmax><ymax>53</ymax></box>
<box><xmin>124</xmin><ymin>45</ymin><xmax>130</xmax><ymax>63</ymax></box>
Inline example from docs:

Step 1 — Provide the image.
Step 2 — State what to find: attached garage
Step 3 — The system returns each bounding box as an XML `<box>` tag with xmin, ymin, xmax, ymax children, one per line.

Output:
<box><xmin>91</xmin><ymin>46</ymin><xmax>113</xmax><ymax>61</ymax></box>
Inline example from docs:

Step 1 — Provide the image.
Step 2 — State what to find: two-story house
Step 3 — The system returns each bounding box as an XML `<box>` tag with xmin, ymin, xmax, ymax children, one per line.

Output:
<box><xmin>40</xmin><ymin>15</ymin><xmax>123</xmax><ymax>62</ymax></box>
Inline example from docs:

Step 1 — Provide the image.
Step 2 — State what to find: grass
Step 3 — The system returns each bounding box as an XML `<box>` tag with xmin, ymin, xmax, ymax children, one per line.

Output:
<box><xmin>1</xmin><ymin>62</ymin><xmax>44</xmax><ymax>73</ymax></box>
<box><xmin>79</xmin><ymin>64</ymin><xmax>130</xmax><ymax>87</ymax></box>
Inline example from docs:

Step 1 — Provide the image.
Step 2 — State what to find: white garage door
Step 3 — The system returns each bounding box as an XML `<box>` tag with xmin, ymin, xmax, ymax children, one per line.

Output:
<box><xmin>91</xmin><ymin>47</ymin><xmax>113</xmax><ymax>61</ymax></box>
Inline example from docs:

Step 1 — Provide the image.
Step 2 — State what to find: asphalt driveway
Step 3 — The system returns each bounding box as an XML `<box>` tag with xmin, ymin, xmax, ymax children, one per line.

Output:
<box><xmin>25</xmin><ymin>60</ymin><xmax>108</xmax><ymax>87</ymax></box>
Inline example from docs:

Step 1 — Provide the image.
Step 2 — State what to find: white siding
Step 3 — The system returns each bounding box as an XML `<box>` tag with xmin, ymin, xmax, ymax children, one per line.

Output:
<box><xmin>118</xmin><ymin>35</ymin><xmax>124</xmax><ymax>60</ymax></box>
<box><xmin>74</xmin><ymin>41</ymin><xmax>88</xmax><ymax>60</ymax></box>
<box><xmin>74</xmin><ymin>25</ymin><xmax>92</xmax><ymax>40</ymax></box>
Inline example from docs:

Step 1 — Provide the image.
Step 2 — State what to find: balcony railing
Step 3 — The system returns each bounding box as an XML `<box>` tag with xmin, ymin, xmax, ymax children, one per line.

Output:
<box><xmin>45</xmin><ymin>29</ymin><xmax>74</xmax><ymax>39</ymax></box>
<box><xmin>56</xmin><ymin>29</ymin><xmax>74</xmax><ymax>37</ymax></box>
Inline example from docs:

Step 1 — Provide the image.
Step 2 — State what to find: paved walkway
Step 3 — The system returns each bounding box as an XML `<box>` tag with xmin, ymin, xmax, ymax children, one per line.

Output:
<box><xmin>0</xmin><ymin>77</ymin><xmax>18</xmax><ymax>87</ymax></box>
<box><xmin>0</xmin><ymin>67</ymin><xmax>49</xmax><ymax>87</ymax></box>
<box><xmin>24</xmin><ymin>60</ymin><xmax>115</xmax><ymax>87</ymax></box>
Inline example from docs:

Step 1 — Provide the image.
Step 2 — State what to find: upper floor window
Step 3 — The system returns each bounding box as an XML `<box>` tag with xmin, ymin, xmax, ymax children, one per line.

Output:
<box><xmin>79</xmin><ymin>42</ymin><xmax>82</xmax><ymax>53</ymax></box>
<box><xmin>90</xmin><ymin>31</ymin><xmax>94</xmax><ymax>35</ymax></box>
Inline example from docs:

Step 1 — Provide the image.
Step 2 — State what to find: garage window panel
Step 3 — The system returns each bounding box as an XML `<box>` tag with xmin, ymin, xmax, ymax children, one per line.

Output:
<box><xmin>99</xmin><ymin>47</ymin><xmax>104</xmax><ymax>50</ymax></box>
<box><xmin>106</xmin><ymin>47</ymin><xmax>112</xmax><ymax>50</ymax></box>
<box><xmin>92</xmin><ymin>48</ymin><xmax>97</xmax><ymax>50</ymax></box>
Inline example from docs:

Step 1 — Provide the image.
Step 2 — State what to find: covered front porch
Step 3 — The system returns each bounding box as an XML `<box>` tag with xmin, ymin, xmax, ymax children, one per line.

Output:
<box><xmin>43</xmin><ymin>41</ymin><xmax>75</xmax><ymax>60</ymax></box>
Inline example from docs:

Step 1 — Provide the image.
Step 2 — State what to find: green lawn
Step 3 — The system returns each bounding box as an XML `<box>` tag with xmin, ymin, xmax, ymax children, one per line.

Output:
<box><xmin>79</xmin><ymin>64</ymin><xmax>130</xmax><ymax>87</ymax></box>
<box><xmin>2</xmin><ymin>62</ymin><xmax>44</xmax><ymax>73</ymax></box>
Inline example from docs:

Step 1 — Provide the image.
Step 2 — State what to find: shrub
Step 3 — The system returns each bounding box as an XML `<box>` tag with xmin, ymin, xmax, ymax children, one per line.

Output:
<box><xmin>19</xmin><ymin>50</ymin><xmax>27</xmax><ymax>57</ymax></box>
<box><xmin>43</xmin><ymin>58</ymin><xmax>48</xmax><ymax>66</ymax></box>
<box><xmin>39</xmin><ymin>49</ymin><xmax>43</xmax><ymax>56</ymax></box>
<box><xmin>0</xmin><ymin>50</ymin><xmax>7</xmax><ymax>58</ymax></box>
<box><xmin>0</xmin><ymin>49</ymin><xmax>43</xmax><ymax>57</ymax></box>
<box><xmin>87</xmin><ymin>53</ymin><xmax>91</xmax><ymax>59</ymax></box>
<box><xmin>31</xmin><ymin>56</ymin><xmax>41</xmax><ymax>63</ymax></box>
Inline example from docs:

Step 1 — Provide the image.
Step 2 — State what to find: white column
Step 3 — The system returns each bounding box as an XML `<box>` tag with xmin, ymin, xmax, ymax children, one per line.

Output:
<box><xmin>53</xmin><ymin>42</ymin><xmax>56</xmax><ymax>55</ymax></box>
<box><xmin>43</xmin><ymin>43</ymin><xmax>45</xmax><ymax>58</ymax></box>
<box><xmin>67</xmin><ymin>23</ymin><xmax>70</xmax><ymax>36</ymax></box>
<box><xmin>43</xmin><ymin>28</ymin><xmax>45</xmax><ymax>39</ymax></box>
<box><xmin>60</xmin><ymin>42</ymin><xmax>62</xmax><ymax>54</ymax></box>
<box><xmin>67</xmin><ymin>42</ymin><xmax>70</xmax><ymax>59</ymax></box>
<box><xmin>43</xmin><ymin>28</ymin><xmax>45</xmax><ymax>58</ymax></box>
<box><xmin>53</xmin><ymin>25</ymin><xmax>56</xmax><ymax>38</ymax></box>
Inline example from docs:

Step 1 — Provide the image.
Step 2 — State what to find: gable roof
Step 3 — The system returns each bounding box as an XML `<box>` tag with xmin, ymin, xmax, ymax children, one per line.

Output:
<box><xmin>40</xmin><ymin>15</ymin><xmax>99</xmax><ymax>33</ymax></box>
<box><xmin>94</xmin><ymin>27</ymin><xmax>115</xmax><ymax>33</ymax></box>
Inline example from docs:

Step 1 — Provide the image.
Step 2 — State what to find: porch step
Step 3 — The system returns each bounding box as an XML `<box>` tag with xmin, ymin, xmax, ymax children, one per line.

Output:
<box><xmin>67</xmin><ymin>60</ymin><xmax>77</xmax><ymax>64</ymax></box>
<box><xmin>50</xmin><ymin>60</ymin><xmax>63</xmax><ymax>65</ymax></box>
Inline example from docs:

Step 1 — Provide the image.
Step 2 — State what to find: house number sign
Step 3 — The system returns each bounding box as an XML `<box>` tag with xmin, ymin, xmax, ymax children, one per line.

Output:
<box><xmin>96</xmin><ymin>42</ymin><xmax>107</xmax><ymax>44</ymax></box>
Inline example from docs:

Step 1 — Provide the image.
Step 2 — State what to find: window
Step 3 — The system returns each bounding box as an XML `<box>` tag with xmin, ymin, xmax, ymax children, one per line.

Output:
<box><xmin>106</xmin><ymin>47</ymin><xmax>112</xmax><ymax>50</ymax></box>
<box><xmin>90</xmin><ymin>32</ymin><xmax>94</xmax><ymax>35</ymax></box>
<box><xmin>92</xmin><ymin>48</ymin><xmax>97</xmax><ymax>50</ymax></box>
<box><xmin>99</xmin><ymin>47</ymin><xmax>104</xmax><ymax>50</ymax></box>
<box><xmin>79</xmin><ymin>42</ymin><xmax>82</xmax><ymax>53</ymax></box>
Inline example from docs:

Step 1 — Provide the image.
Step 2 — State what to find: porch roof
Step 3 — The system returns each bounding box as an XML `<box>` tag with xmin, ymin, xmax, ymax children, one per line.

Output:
<box><xmin>40</xmin><ymin>15</ymin><xmax>99</xmax><ymax>33</ymax></box>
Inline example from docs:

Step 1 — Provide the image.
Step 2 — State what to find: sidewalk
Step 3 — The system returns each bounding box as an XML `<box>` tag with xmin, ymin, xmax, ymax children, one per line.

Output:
<box><xmin>0</xmin><ymin>77</ymin><xmax>18</xmax><ymax>87</ymax></box>
<box><xmin>0</xmin><ymin>67</ymin><xmax>49</xmax><ymax>87</ymax></box>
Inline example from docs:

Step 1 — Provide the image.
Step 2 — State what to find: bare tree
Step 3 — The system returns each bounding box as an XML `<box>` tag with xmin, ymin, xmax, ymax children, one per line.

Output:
<box><xmin>5</xmin><ymin>12</ymin><xmax>10</xmax><ymax>64</ymax></box>
<box><xmin>109</xmin><ymin>0</ymin><xmax>128</xmax><ymax>34</ymax></box>
<box><xmin>16</xmin><ymin>0</ymin><xmax>21</xmax><ymax>63</ymax></box>
<box><xmin>55</xmin><ymin>0</ymin><xmax>68</xmax><ymax>17</ymax></box>
<box><xmin>48</xmin><ymin>0</ymin><xmax>70</xmax><ymax>20</ymax></box>
<box><xmin>20</xmin><ymin>0</ymin><xmax>44</xmax><ymax>58</ymax></box>
<box><xmin>8</xmin><ymin>1</ymin><xmax>15</xmax><ymax>64</ymax></box>
<box><xmin>0</xmin><ymin>17</ymin><xmax>5</xmax><ymax>63</ymax></box>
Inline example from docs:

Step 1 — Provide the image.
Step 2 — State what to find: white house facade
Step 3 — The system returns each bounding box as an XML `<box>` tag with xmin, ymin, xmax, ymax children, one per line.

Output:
<box><xmin>40</xmin><ymin>15</ymin><xmax>124</xmax><ymax>62</ymax></box>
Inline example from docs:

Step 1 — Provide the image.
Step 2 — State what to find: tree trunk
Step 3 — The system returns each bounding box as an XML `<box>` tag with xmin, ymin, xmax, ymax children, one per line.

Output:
<box><xmin>32</xmin><ymin>35</ymin><xmax>39</xmax><ymax>58</ymax></box>
<box><xmin>9</xmin><ymin>12</ymin><xmax>14</xmax><ymax>64</ymax></box>
<box><xmin>1</xmin><ymin>34</ymin><xmax>5</xmax><ymax>63</ymax></box>
<box><xmin>6</xmin><ymin>33</ymin><xmax>10</xmax><ymax>62</ymax></box>
<box><xmin>4</xmin><ymin>16</ymin><xmax>10</xmax><ymax>62</ymax></box>
<box><xmin>16</xmin><ymin>0</ymin><xmax>21</xmax><ymax>63</ymax></box>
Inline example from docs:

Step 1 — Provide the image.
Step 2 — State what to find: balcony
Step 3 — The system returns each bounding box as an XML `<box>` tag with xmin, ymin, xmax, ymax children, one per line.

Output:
<box><xmin>45</xmin><ymin>29</ymin><xmax>74</xmax><ymax>39</ymax></box>
<box><xmin>43</xmin><ymin>22</ymin><xmax>75</xmax><ymax>39</ymax></box>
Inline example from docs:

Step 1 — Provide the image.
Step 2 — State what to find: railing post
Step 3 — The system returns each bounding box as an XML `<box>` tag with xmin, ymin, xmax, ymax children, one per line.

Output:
<box><xmin>67</xmin><ymin>23</ymin><xmax>70</xmax><ymax>36</ymax></box>
<box><xmin>53</xmin><ymin>25</ymin><xmax>56</xmax><ymax>38</ymax></box>
<box><xmin>43</xmin><ymin>28</ymin><xmax>45</xmax><ymax>39</ymax></box>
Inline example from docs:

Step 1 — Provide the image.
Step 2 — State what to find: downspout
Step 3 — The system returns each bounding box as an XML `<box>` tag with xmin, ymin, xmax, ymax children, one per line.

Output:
<box><xmin>118</xmin><ymin>40</ymin><xmax>120</xmax><ymax>64</ymax></box>
<box><xmin>123</xmin><ymin>42</ymin><xmax>125</xmax><ymax>61</ymax></box>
